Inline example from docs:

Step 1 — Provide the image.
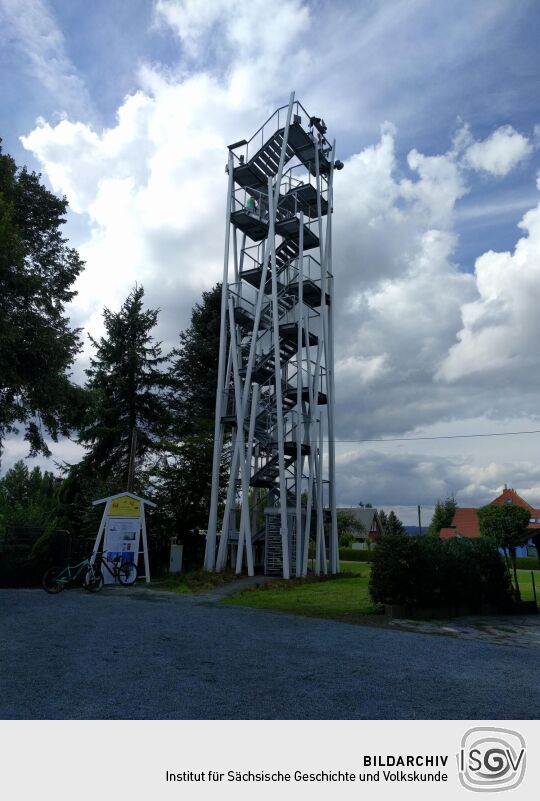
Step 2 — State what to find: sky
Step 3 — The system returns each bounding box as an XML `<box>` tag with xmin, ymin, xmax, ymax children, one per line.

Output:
<box><xmin>1</xmin><ymin>0</ymin><xmax>540</xmax><ymax>523</ymax></box>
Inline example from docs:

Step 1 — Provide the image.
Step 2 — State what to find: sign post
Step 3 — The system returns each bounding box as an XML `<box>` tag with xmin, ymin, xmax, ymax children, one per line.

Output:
<box><xmin>91</xmin><ymin>492</ymin><xmax>156</xmax><ymax>584</ymax></box>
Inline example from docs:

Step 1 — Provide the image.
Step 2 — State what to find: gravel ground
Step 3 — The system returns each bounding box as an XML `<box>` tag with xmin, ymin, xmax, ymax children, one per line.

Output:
<box><xmin>391</xmin><ymin>614</ymin><xmax>540</xmax><ymax>647</ymax></box>
<box><xmin>1</xmin><ymin>587</ymin><xmax>539</xmax><ymax>720</ymax></box>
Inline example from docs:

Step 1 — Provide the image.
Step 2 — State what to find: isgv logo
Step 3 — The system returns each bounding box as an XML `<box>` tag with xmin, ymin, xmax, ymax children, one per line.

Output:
<box><xmin>458</xmin><ymin>727</ymin><xmax>526</xmax><ymax>792</ymax></box>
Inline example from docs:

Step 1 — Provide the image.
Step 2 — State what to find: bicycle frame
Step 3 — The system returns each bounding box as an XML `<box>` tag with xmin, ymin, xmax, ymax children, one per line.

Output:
<box><xmin>99</xmin><ymin>556</ymin><xmax>119</xmax><ymax>580</ymax></box>
<box><xmin>54</xmin><ymin>559</ymin><xmax>91</xmax><ymax>586</ymax></box>
<box><xmin>94</xmin><ymin>553</ymin><xmax>133</xmax><ymax>581</ymax></box>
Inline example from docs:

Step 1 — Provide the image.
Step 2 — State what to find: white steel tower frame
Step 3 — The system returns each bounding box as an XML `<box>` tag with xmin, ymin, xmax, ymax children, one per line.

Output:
<box><xmin>205</xmin><ymin>93</ymin><xmax>339</xmax><ymax>578</ymax></box>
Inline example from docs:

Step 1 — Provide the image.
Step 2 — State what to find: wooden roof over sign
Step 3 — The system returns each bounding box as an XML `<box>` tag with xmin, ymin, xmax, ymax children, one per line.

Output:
<box><xmin>92</xmin><ymin>491</ymin><xmax>156</xmax><ymax>508</ymax></box>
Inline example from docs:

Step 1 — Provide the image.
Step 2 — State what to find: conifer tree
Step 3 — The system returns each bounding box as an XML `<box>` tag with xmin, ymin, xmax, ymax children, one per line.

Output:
<box><xmin>78</xmin><ymin>285</ymin><xmax>170</xmax><ymax>487</ymax></box>
<box><xmin>169</xmin><ymin>284</ymin><xmax>222</xmax><ymax>425</ymax></box>
<box><xmin>380</xmin><ymin>509</ymin><xmax>406</xmax><ymax>536</ymax></box>
<box><xmin>0</xmin><ymin>461</ymin><xmax>60</xmax><ymax>530</ymax></box>
<box><xmin>428</xmin><ymin>495</ymin><xmax>457</xmax><ymax>536</ymax></box>
<box><xmin>150</xmin><ymin>284</ymin><xmax>224</xmax><ymax>535</ymax></box>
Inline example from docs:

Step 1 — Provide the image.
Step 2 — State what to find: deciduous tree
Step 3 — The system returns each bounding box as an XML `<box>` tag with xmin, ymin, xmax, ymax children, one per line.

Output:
<box><xmin>0</xmin><ymin>144</ymin><xmax>84</xmax><ymax>458</ymax></box>
<box><xmin>477</xmin><ymin>504</ymin><xmax>530</xmax><ymax>602</ymax></box>
<box><xmin>336</xmin><ymin>509</ymin><xmax>365</xmax><ymax>546</ymax></box>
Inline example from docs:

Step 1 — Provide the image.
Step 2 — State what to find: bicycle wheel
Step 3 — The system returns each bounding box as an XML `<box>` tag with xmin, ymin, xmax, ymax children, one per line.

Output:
<box><xmin>83</xmin><ymin>565</ymin><xmax>104</xmax><ymax>593</ymax></box>
<box><xmin>42</xmin><ymin>567</ymin><xmax>65</xmax><ymax>594</ymax></box>
<box><xmin>118</xmin><ymin>561</ymin><xmax>137</xmax><ymax>585</ymax></box>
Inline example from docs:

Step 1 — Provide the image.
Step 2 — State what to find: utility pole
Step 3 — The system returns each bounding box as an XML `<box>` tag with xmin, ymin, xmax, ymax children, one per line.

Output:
<box><xmin>417</xmin><ymin>504</ymin><xmax>422</xmax><ymax>535</ymax></box>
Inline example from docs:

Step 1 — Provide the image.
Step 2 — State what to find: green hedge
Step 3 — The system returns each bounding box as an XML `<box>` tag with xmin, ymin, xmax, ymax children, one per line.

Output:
<box><xmin>516</xmin><ymin>556</ymin><xmax>540</xmax><ymax>570</ymax></box>
<box><xmin>339</xmin><ymin>548</ymin><xmax>374</xmax><ymax>562</ymax></box>
<box><xmin>341</xmin><ymin>548</ymin><xmax>539</xmax><ymax>569</ymax></box>
<box><xmin>0</xmin><ymin>530</ymin><xmax>92</xmax><ymax>588</ymax></box>
<box><xmin>369</xmin><ymin>534</ymin><xmax>513</xmax><ymax>611</ymax></box>
<box><xmin>0</xmin><ymin>553</ymin><xmax>43</xmax><ymax>588</ymax></box>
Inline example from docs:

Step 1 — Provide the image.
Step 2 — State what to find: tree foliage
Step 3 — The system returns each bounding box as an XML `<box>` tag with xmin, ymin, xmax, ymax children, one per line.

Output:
<box><xmin>477</xmin><ymin>503</ymin><xmax>531</xmax><ymax>601</ymax></box>
<box><xmin>370</xmin><ymin>533</ymin><xmax>512</xmax><ymax>611</ymax></box>
<box><xmin>150</xmin><ymin>284</ymin><xmax>225</xmax><ymax>536</ymax></box>
<box><xmin>379</xmin><ymin>509</ymin><xmax>406</xmax><ymax>536</ymax></box>
<box><xmin>0</xmin><ymin>143</ymin><xmax>84</xmax><ymax>457</ymax></box>
<box><xmin>336</xmin><ymin>509</ymin><xmax>365</xmax><ymax>546</ymax></box>
<box><xmin>428</xmin><ymin>495</ymin><xmax>457</xmax><ymax>536</ymax></box>
<box><xmin>0</xmin><ymin>460</ymin><xmax>60</xmax><ymax>531</ymax></box>
<box><xmin>168</xmin><ymin>284</ymin><xmax>222</xmax><ymax>425</ymax></box>
<box><xmin>477</xmin><ymin>504</ymin><xmax>531</xmax><ymax>551</ymax></box>
<box><xmin>78</xmin><ymin>285</ymin><xmax>170</xmax><ymax>487</ymax></box>
<box><xmin>48</xmin><ymin>462</ymin><xmax>118</xmax><ymax>540</ymax></box>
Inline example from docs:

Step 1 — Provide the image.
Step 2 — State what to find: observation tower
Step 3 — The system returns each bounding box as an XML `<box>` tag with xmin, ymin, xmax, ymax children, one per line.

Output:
<box><xmin>205</xmin><ymin>93</ymin><xmax>342</xmax><ymax>578</ymax></box>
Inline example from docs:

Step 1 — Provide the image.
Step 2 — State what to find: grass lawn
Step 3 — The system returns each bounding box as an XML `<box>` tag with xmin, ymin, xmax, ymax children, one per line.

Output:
<box><xmin>515</xmin><ymin>569</ymin><xmax>539</xmax><ymax>603</ymax></box>
<box><xmin>223</xmin><ymin>562</ymin><xmax>384</xmax><ymax>623</ymax></box>
<box><xmin>150</xmin><ymin>568</ymin><xmax>239</xmax><ymax>594</ymax></box>
<box><xmin>223</xmin><ymin>561</ymin><xmax>539</xmax><ymax>625</ymax></box>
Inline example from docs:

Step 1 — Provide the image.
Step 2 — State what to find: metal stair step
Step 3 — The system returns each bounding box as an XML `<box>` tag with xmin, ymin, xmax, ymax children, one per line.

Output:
<box><xmin>279</xmin><ymin>323</ymin><xmax>318</xmax><ymax>347</ymax></box>
<box><xmin>250</xmin><ymin>453</ymin><xmax>296</xmax><ymax>487</ymax></box>
<box><xmin>230</xmin><ymin>209</ymin><xmax>269</xmax><ymax>242</ymax></box>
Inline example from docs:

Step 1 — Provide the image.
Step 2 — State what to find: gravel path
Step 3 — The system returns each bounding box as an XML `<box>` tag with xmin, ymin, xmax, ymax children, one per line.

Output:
<box><xmin>1</xmin><ymin>587</ymin><xmax>539</xmax><ymax>720</ymax></box>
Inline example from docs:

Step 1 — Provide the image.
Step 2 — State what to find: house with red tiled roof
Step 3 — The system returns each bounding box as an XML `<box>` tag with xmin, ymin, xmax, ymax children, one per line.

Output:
<box><xmin>440</xmin><ymin>486</ymin><xmax>540</xmax><ymax>557</ymax></box>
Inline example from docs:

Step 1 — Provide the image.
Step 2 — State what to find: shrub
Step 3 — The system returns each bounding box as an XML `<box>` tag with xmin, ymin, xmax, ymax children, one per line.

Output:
<box><xmin>0</xmin><ymin>553</ymin><xmax>37</xmax><ymax>587</ymax></box>
<box><xmin>339</xmin><ymin>531</ymin><xmax>355</xmax><ymax>547</ymax></box>
<box><xmin>369</xmin><ymin>534</ymin><xmax>512</xmax><ymax>612</ymax></box>
<box><xmin>516</xmin><ymin>556</ymin><xmax>539</xmax><ymax>570</ymax></box>
<box><xmin>0</xmin><ymin>529</ymin><xmax>73</xmax><ymax>588</ymax></box>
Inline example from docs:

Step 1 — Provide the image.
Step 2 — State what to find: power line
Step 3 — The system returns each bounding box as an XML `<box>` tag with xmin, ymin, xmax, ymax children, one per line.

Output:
<box><xmin>334</xmin><ymin>429</ymin><xmax>540</xmax><ymax>443</ymax></box>
<box><xmin>176</xmin><ymin>427</ymin><xmax>540</xmax><ymax>443</ymax></box>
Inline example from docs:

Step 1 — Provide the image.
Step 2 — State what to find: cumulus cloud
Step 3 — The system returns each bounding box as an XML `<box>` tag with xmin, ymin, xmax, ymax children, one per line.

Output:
<box><xmin>331</xmin><ymin>128</ymin><xmax>477</xmax><ymax>440</ymax></box>
<box><xmin>20</xmin><ymin>0</ymin><xmax>315</xmax><ymax>355</ymax></box>
<box><xmin>11</xmin><ymin>0</ymin><xmax>540</xmax><ymax>508</ymax></box>
<box><xmin>21</xmin><ymin>75</ymin><xmax>242</xmax><ymax>352</ymax></box>
<box><xmin>155</xmin><ymin>0</ymin><xmax>310</xmax><ymax>64</ymax></box>
<box><xmin>437</xmin><ymin>193</ymin><xmax>540</xmax><ymax>381</ymax></box>
<box><xmin>464</xmin><ymin>125</ymin><xmax>532</xmax><ymax>176</ymax></box>
<box><xmin>337</xmin><ymin>448</ymin><xmax>463</xmax><ymax>507</ymax></box>
<box><xmin>153</xmin><ymin>0</ymin><xmax>311</xmax><ymax>109</ymax></box>
<box><xmin>337</xmin><ymin>447</ymin><xmax>540</xmax><ymax>511</ymax></box>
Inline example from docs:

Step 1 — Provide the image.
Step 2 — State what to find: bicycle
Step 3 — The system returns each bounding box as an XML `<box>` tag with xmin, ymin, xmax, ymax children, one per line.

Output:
<box><xmin>89</xmin><ymin>552</ymin><xmax>138</xmax><ymax>586</ymax></box>
<box><xmin>42</xmin><ymin>557</ymin><xmax>103</xmax><ymax>594</ymax></box>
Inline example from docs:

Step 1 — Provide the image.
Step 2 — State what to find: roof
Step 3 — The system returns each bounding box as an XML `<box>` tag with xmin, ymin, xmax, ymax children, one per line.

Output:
<box><xmin>337</xmin><ymin>507</ymin><xmax>384</xmax><ymax>541</ymax></box>
<box><xmin>447</xmin><ymin>508</ymin><xmax>480</xmax><ymax>538</ymax></box>
<box><xmin>441</xmin><ymin>487</ymin><xmax>540</xmax><ymax>539</ymax></box>
<box><xmin>92</xmin><ymin>491</ymin><xmax>156</xmax><ymax>508</ymax></box>
<box><xmin>337</xmin><ymin>507</ymin><xmax>379</xmax><ymax>529</ymax></box>
<box><xmin>490</xmin><ymin>487</ymin><xmax>535</xmax><ymax>511</ymax></box>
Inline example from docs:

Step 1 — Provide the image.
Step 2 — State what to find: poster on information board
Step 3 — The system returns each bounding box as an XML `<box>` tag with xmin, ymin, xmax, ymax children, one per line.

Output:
<box><xmin>101</xmin><ymin>517</ymin><xmax>141</xmax><ymax>583</ymax></box>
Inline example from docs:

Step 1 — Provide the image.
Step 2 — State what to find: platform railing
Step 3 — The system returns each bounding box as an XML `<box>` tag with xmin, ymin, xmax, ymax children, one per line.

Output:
<box><xmin>227</xmin><ymin>100</ymin><xmax>332</xmax><ymax>169</ymax></box>
<box><xmin>280</xmin><ymin>163</ymin><xmax>329</xmax><ymax>194</ymax></box>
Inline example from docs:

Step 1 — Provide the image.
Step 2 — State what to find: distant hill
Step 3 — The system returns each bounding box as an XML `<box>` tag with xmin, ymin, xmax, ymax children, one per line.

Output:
<box><xmin>404</xmin><ymin>526</ymin><xmax>425</xmax><ymax>536</ymax></box>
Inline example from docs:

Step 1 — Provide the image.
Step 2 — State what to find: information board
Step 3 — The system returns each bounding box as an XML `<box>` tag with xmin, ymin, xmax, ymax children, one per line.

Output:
<box><xmin>92</xmin><ymin>492</ymin><xmax>154</xmax><ymax>584</ymax></box>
